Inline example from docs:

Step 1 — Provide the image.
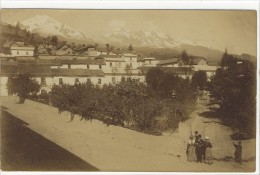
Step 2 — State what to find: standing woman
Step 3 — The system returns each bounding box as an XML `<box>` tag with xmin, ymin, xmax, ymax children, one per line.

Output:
<box><xmin>186</xmin><ymin>135</ymin><xmax>197</xmax><ymax>162</ymax></box>
<box><xmin>204</xmin><ymin>136</ymin><xmax>213</xmax><ymax>165</ymax></box>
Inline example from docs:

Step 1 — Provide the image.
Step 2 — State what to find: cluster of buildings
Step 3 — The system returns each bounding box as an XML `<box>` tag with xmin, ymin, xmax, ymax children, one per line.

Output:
<box><xmin>0</xmin><ymin>42</ymin><xmax>218</xmax><ymax>96</ymax></box>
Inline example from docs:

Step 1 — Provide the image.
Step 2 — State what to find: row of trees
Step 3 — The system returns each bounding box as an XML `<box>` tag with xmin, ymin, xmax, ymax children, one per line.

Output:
<box><xmin>48</xmin><ymin>69</ymin><xmax>200</xmax><ymax>134</ymax></box>
<box><xmin>209</xmin><ymin>51</ymin><xmax>256</xmax><ymax>138</ymax></box>
<box><xmin>49</xmin><ymin>78</ymin><xmax>189</xmax><ymax>134</ymax></box>
<box><xmin>6</xmin><ymin>68</ymin><xmax>205</xmax><ymax>135</ymax></box>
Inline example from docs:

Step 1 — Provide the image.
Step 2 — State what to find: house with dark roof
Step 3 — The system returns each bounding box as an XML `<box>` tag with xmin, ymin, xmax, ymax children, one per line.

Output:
<box><xmin>138</xmin><ymin>66</ymin><xmax>194</xmax><ymax>80</ymax></box>
<box><xmin>86</xmin><ymin>47</ymin><xmax>101</xmax><ymax>57</ymax></box>
<box><xmin>1</xmin><ymin>43</ymin><xmax>146</xmax><ymax>96</ymax></box>
<box><xmin>44</xmin><ymin>56</ymin><xmax>106</xmax><ymax>70</ymax></box>
<box><xmin>189</xmin><ymin>56</ymin><xmax>208</xmax><ymax>66</ymax></box>
<box><xmin>0</xmin><ymin>56</ymin><xmax>107</xmax><ymax>95</ymax></box>
<box><xmin>157</xmin><ymin>58</ymin><xmax>182</xmax><ymax>67</ymax></box>
<box><xmin>55</xmin><ymin>44</ymin><xmax>75</xmax><ymax>55</ymax></box>
<box><xmin>140</xmin><ymin>57</ymin><xmax>160</xmax><ymax>67</ymax></box>
<box><xmin>122</xmin><ymin>53</ymin><xmax>140</xmax><ymax>72</ymax></box>
<box><xmin>37</xmin><ymin>43</ymin><xmax>49</xmax><ymax>55</ymax></box>
<box><xmin>181</xmin><ymin>56</ymin><xmax>219</xmax><ymax>78</ymax></box>
<box><xmin>100</xmin><ymin>53</ymin><xmax>126</xmax><ymax>73</ymax></box>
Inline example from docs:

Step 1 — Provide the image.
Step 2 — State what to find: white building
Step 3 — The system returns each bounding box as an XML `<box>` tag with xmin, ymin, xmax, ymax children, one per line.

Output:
<box><xmin>101</xmin><ymin>53</ymin><xmax>126</xmax><ymax>74</ymax></box>
<box><xmin>157</xmin><ymin>58</ymin><xmax>181</xmax><ymax>67</ymax></box>
<box><xmin>86</xmin><ymin>48</ymin><xmax>101</xmax><ymax>57</ymax></box>
<box><xmin>0</xmin><ymin>52</ymin><xmax>145</xmax><ymax>96</ymax></box>
<box><xmin>1</xmin><ymin>42</ymin><xmax>219</xmax><ymax>96</ymax></box>
<box><xmin>156</xmin><ymin>56</ymin><xmax>219</xmax><ymax>79</ymax></box>
<box><xmin>140</xmin><ymin>57</ymin><xmax>160</xmax><ymax>67</ymax></box>
<box><xmin>10</xmin><ymin>42</ymin><xmax>35</xmax><ymax>57</ymax></box>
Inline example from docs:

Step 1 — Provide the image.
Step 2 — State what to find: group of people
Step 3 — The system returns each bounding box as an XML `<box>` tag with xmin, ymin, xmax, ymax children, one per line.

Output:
<box><xmin>186</xmin><ymin>131</ymin><xmax>243</xmax><ymax>165</ymax></box>
<box><xmin>186</xmin><ymin>131</ymin><xmax>213</xmax><ymax>165</ymax></box>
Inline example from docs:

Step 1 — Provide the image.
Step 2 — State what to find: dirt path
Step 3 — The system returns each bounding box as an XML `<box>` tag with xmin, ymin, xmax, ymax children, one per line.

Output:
<box><xmin>178</xmin><ymin>97</ymin><xmax>256</xmax><ymax>170</ymax></box>
<box><xmin>0</xmin><ymin>96</ymin><xmax>256</xmax><ymax>172</ymax></box>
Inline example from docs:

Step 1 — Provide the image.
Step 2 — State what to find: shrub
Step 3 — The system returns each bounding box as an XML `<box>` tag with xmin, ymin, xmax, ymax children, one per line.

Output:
<box><xmin>7</xmin><ymin>74</ymin><xmax>40</xmax><ymax>103</ymax></box>
<box><xmin>49</xmin><ymin>76</ymin><xmax>195</xmax><ymax>135</ymax></box>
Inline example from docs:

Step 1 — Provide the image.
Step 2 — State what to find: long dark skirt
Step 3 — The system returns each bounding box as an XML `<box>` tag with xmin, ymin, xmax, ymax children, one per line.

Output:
<box><xmin>204</xmin><ymin>147</ymin><xmax>213</xmax><ymax>164</ymax></box>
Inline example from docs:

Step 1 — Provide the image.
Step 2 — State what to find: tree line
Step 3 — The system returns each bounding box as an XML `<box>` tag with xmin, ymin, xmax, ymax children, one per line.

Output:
<box><xmin>49</xmin><ymin>70</ymin><xmax>200</xmax><ymax>134</ymax></box>
<box><xmin>7</xmin><ymin>68</ymin><xmax>203</xmax><ymax>135</ymax></box>
<box><xmin>208</xmin><ymin>50</ymin><xmax>256</xmax><ymax>138</ymax></box>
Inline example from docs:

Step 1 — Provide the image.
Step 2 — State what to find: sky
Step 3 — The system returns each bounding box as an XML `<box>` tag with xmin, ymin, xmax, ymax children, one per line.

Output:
<box><xmin>1</xmin><ymin>9</ymin><xmax>257</xmax><ymax>56</ymax></box>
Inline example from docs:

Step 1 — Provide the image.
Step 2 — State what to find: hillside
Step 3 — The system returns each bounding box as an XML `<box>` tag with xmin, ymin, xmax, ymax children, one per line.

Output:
<box><xmin>0</xmin><ymin>22</ymin><xmax>256</xmax><ymax>65</ymax></box>
<box><xmin>20</xmin><ymin>15</ymin><xmax>87</xmax><ymax>40</ymax></box>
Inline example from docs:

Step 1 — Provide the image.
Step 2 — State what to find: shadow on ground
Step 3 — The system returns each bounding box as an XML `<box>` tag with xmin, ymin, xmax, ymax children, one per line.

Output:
<box><xmin>1</xmin><ymin>109</ymin><xmax>99</xmax><ymax>171</ymax></box>
<box><xmin>198</xmin><ymin>107</ymin><xmax>219</xmax><ymax>119</ymax></box>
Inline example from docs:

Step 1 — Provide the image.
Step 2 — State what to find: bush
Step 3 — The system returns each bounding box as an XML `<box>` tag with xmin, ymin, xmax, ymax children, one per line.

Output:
<box><xmin>146</xmin><ymin>67</ymin><xmax>197</xmax><ymax>102</ymax></box>
<box><xmin>50</xmin><ymin>77</ymin><xmax>196</xmax><ymax>135</ymax></box>
<box><xmin>7</xmin><ymin>74</ymin><xmax>40</xmax><ymax>103</ymax></box>
<box><xmin>191</xmin><ymin>71</ymin><xmax>207</xmax><ymax>90</ymax></box>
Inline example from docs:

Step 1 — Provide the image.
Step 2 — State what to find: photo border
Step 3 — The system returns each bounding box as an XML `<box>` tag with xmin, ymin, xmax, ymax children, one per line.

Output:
<box><xmin>0</xmin><ymin>1</ymin><xmax>259</xmax><ymax>175</ymax></box>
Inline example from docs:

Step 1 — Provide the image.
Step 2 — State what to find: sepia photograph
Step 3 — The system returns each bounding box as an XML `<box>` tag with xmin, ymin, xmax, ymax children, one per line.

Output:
<box><xmin>0</xmin><ymin>5</ymin><xmax>258</xmax><ymax>174</ymax></box>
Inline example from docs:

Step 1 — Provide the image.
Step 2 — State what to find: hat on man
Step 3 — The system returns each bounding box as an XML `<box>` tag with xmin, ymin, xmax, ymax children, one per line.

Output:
<box><xmin>205</xmin><ymin>136</ymin><xmax>210</xmax><ymax>140</ymax></box>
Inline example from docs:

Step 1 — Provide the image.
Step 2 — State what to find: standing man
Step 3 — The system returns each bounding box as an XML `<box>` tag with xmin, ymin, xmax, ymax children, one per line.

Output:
<box><xmin>194</xmin><ymin>131</ymin><xmax>199</xmax><ymax>143</ymax></box>
<box><xmin>233</xmin><ymin>141</ymin><xmax>242</xmax><ymax>164</ymax></box>
<box><xmin>195</xmin><ymin>134</ymin><xmax>204</xmax><ymax>163</ymax></box>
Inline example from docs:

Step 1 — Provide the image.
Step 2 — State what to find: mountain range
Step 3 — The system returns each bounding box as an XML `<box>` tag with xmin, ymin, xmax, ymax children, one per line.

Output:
<box><xmin>15</xmin><ymin>15</ymin><xmax>256</xmax><ymax>64</ymax></box>
<box><xmin>20</xmin><ymin>15</ymin><xmax>87</xmax><ymax>40</ymax></box>
<box><xmin>18</xmin><ymin>15</ymin><xmax>210</xmax><ymax>48</ymax></box>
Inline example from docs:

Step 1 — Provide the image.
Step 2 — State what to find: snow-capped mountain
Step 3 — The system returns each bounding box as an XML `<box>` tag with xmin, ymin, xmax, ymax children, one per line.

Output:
<box><xmin>20</xmin><ymin>15</ymin><xmax>87</xmax><ymax>40</ymax></box>
<box><xmin>19</xmin><ymin>15</ymin><xmax>204</xmax><ymax>49</ymax></box>
<box><xmin>96</xmin><ymin>28</ymin><xmax>198</xmax><ymax>48</ymax></box>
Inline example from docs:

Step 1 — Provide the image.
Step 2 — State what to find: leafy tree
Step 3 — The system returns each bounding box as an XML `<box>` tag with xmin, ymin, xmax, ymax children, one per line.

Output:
<box><xmin>15</xmin><ymin>22</ymin><xmax>20</xmax><ymax>36</ymax></box>
<box><xmin>110</xmin><ymin>45</ymin><xmax>115</xmax><ymax>52</ymax></box>
<box><xmin>181</xmin><ymin>50</ymin><xmax>189</xmax><ymax>65</ymax></box>
<box><xmin>128</xmin><ymin>43</ymin><xmax>133</xmax><ymax>52</ymax></box>
<box><xmin>221</xmin><ymin>49</ymin><xmax>237</xmax><ymax>69</ymax></box>
<box><xmin>49</xmin><ymin>76</ymin><xmax>195</xmax><ymax>135</ymax></box>
<box><xmin>7</xmin><ymin>74</ymin><xmax>40</xmax><ymax>103</ymax></box>
<box><xmin>106</xmin><ymin>43</ymin><xmax>110</xmax><ymax>53</ymax></box>
<box><xmin>175</xmin><ymin>77</ymin><xmax>197</xmax><ymax>103</ymax></box>
<box><xmin>51</xmin><ymin>36</ymin><xmax>58</xmax><ymax>46</ymax></box>
<box><xmin>146</xmin><ymin>67</ymin><xmax>195</xmax><ymax>100</ymax></box>
<box><xmin>146</xmin><ymin>67</ymin><xmax>165</xmax><ymax>96</ymax></box>
<box><xmin>209</xmin><ymin>53</ymin><xmax>256</xmax><ymax>138</ymax></box>
<box><xmin>191</xmin><ymin>71</ymin><xmax>207</xmax><ymax>90</ymax></box>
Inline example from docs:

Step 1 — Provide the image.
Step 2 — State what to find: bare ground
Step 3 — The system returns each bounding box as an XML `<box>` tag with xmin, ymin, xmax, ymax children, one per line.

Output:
<box><xmin>0</xmin><ymin>96</ymin><xmax>256</xmax><ymax>172</ymax></box>
<box><xmin>1</xmin><ymin>110</ymin><xmax>98</xmax><ymax>171</ymax></box>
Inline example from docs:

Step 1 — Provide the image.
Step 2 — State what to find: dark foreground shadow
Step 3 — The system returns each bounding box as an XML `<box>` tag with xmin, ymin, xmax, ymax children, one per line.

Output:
<box><xmin>198</xmin><ymin>106</ymin><xmax>219</xmax><ymax>119</ymax></box>
<box><xmin>1</xmin><ymin>109</ymin><xmax>99</xmax><ymax>171</ymax></box>
<box><xmin>199</xmin><ymin>110</ymin><xmax>219</xmax><ymax>119</ymax></box>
